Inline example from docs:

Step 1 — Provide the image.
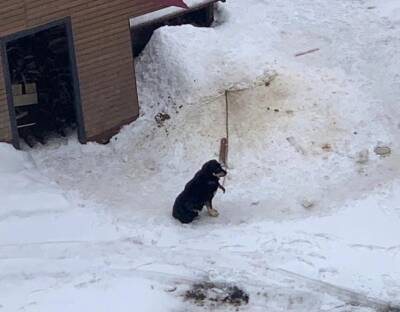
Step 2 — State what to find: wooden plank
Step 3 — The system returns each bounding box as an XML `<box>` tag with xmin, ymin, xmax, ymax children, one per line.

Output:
<box><xmin>73</xmin><ymin>28</ymin><xmax>125</xmax><ymax>48</ymax></box>
<box><xmin>86</xmin><ymin>110</ymin><xmax>136</xmax><ymax>135</ymax></box>
<box><xmin>84</xmin><ymin>97</ymin><xmax>138</xmax><ymax>134</ymax></box>
<box><xmin>76</xmin><ymin>47</ymin><xmax>132</xmax><ymax>72</ymax></box>
<box><xmin>73</xmin><ymin>14</ymin><xmax>128</xmax><ymax>35</ymax></box>
<box><xmin>72</xmin><ymin>6</ymin><xmax>135</xmax><ymax>29</ymax></box>
<box><xmin>78</xmin><ymin>56</ymin><xmax>131</xmax><ymax>76</ymax></box>
<box><xmin>80</xmin><ymin>76</ymin><xmax>134</xmax><ymax>100</ymax></box>
<box><xmin>0</xmin><ymin>86</ymin><xmax>5</xmax><ymax>95</ymax></box>
<box><xmin>74</xmin><ymin>32</ymin><xmax>128</xmax><ymax>58</ymax></box>
<box><xmin>26</xmin><ymin>11</ymin><xmax>71</xmax><ymax>29</ymax></box>
<box><xmin>0</xmin><ymin>2</ymin><xmax>24</xmax><ymax>14</ymax></box>
<box><xmin>128</xmin><ymin>1</ymin><xmax>166</xmax><ymax>17</ymax></box>
<box><xmin>0</xmin><ymin>20</ymin><xmax>27</xmax><ymax>37</ymax></box>
<box><xmin>26</xmin><ymin>0</ymin><xmax>143</xmax><ymax>22</ymax></box>
<box><xmin>85</xmin><ymin>114</ymin><xmax>138</xmax><ymax>142</ymax></box>
<box><xmin>25</xmin><ymin>0</ymin><xmax>145</xmax><ymax>32</ymax></box>
<box><xmin>78</xmin><ymin>51</ymin><xmax>134</xmax><ymax>76</ymax></box>
<box><xmin>0</xmin><ymin>114</ymin><xmax>10</xmax><ymax>123</ymax></box>
<box><xmin>0</xmin><ymin>98</ymin><xmax>7</xmax><ymax>109</ymax></box>
<box><xmin>0</xmin><ymin>104</ymin><xmax>10</xmax><ymax>117</ymax></box>
<box><xmin>73</xmin><ymin>22</ymin><xmax>126</xmax><ymax>45</ymax></box>
<box><xmin>78</xmin><ymin>60</ymin><xmax>133</xmax><ymax>81</ymax></box>
<box><xmin>76</xmin><ymin>39</ymin><xmax>132</xmax><ymax>63</ymax></box>
<box><xmin>0</xmin><ymin>50</ymin><xmax>10</xmax><ymax>140</ymax></box>
<box><xmin>85</xmin><ymin>99</ymin><xmax>138</xmax><ymax>123</ymax></box>
<box><xmin>79</xmin><ymin>74</ymin><xmax>134</xmax><ymax>97</ymax></box>
<box><xmin>0</xmin><ymin>5</ymin><xmax>25</xmax><ymax>21</ymax></box>
<box><xmin>0</xmin><ymin>13</ymin><xmax>26</xmax><ymax>29</ymax></box>
<box><xmin>110</xmin><ymin>104</ymin><xmax>138</xmax><ymax>121</ymax></box>
<box><xmin>77</xmin><ymin>57</ymin><xmax>129</xmax><ymax>77</ymax></box>
<box><xmin>24</xmin><ymin>0</ymin><xmax>84</xmax><ymax>16</ymax></box>
<box><xmin>81</xmin><ymin>86</ymin><xmax>121</xmax><ymax>102</ymax></box>
<box><xmin>0</xmin><ymin>109</ymin><xmax>11</xmax><ymax>141</ymax></box>
<box><xmin>83</xmin><ymin>98</ymin><xmax>125</xmax><ymax>114</ymax></box>
<box><xmin>0</xmin><ymin>118</ymin><xmax>10</xmax><ymax>127</ymax></box>
<box><xmin>106</xmin><ymin>103</ymin><xmax>139</xmax><ymax>124</ymax></box>
<box><xmin>78</xmin><ymin>58</ymin><xmax>133</xmax><ymax>79</ymax></box>
<box><xmin>84</xmin><ymin>95</ymin><xmax>123</xmax><ymax>114</ymax></box>
<box><xmin>71</xmin><ymin>0</ymin><xmax>132</xmax><ymax>19</ymax></box>
<box><xmin>25</xmin><ymin>0</ymin><xmax>76</xmax><ymax>7</ymax></box>
<box><xmin>81</xmin><ymin>79</ymin><xmax>134</xmax><ymax>105</ymax></box>
<box><xmin>75</xmin><ymin>25</ymin><xmax>129</xmax><ymax>46</ymax></box>
<box><xmin>74</xmin><ymin>14</ymin><xmax>130</xmax><ymax>36</ymax></box>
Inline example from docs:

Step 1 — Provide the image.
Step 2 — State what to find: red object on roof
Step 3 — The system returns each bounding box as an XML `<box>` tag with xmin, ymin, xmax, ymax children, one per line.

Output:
<box><xmin>157</xmin><ymin>0</ymin><xmax>189</xmax><ymax>9</ymax></box>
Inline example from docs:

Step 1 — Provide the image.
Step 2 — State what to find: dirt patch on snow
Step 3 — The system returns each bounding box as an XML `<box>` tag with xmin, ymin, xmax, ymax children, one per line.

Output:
<box><xmin>154</xmin><ymin>112</ymin><xmax>171</xmax><ymax>127</ymax></box>
<box><xmin>184</xmin><ymin>282</ymin><xmax>249</xmax><ymax>308</ymax></box>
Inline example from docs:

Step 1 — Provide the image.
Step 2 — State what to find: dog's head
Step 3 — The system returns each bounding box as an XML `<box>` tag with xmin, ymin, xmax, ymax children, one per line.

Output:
<box><xmin>201</xmin><ymin>160</ymin><xmax>227</xmax><ymax>178</ymax></box>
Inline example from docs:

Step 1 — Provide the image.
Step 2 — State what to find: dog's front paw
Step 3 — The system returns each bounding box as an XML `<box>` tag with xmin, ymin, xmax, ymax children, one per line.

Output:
<box><xmin>207</xmin><ymin>208</ymin><xmax>219</xmax><ymax>217</ymax></box>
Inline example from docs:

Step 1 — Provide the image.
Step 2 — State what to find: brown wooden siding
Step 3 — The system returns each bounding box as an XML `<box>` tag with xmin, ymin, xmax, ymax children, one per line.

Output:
<box><xmin>0</xmin><ymin>0</ymin><xmax>172</xmax><ymax>144</ymax></box>
<box><xmin>0</xmin><ymin>58</ymin><xmax>12</xmax><ymax>143</ymax></box>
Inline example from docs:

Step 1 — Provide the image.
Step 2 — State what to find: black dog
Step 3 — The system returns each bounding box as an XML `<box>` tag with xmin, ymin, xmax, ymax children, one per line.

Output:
<box><xmin>172</xmin><ymin>160</ymin><xmax>227</xmax><ymax>224</ymax></box>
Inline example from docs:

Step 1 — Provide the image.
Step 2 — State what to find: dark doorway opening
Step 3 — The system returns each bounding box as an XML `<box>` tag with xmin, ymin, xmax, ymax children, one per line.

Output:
<box><xmin>2</xmin><ymin>19</ymin><xmax>85</xmax><ymax>148</ymax></box>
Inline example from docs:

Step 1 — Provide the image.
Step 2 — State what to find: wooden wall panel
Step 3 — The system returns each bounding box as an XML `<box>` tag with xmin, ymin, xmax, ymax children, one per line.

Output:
<box><xmin>72</xmin><ymin>14</ymin><xmax>138</xmax><ymax>140</ymax></box>
<box><xmin>0</xmin><ymin>0</ymin><xmax>177</xmax><ymax>144</ymax></box>
<box><xmin>0</xmin><ymin>56</ymin><xmax>12</xmax><ymax>143</ymax></box>
<box><xmin>0</xmin><ymin>2</ymin><xmax>26</xmax><ymax>36</ymax></box>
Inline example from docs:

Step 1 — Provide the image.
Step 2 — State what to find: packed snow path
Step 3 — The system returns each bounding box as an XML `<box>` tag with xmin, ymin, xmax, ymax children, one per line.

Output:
<box><xmin>2</xmin><ymin>0</ymin><xmax>400</xmax><ymax>311</ymax></box>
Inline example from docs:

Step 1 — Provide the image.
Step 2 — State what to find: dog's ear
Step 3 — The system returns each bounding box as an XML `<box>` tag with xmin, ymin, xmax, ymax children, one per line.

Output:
<box><xmin>201</xmin><ymin>160</ymin><xmax>212</xmax><ymax>171</ymax></box>
<box><xmin>201</xmin><ymin>160</ymin><xmax>215</xmax><ymax>171</ymax></box>
<box><xmin>202</xmin><ymin>159</ymin><xmax>223</xmax><ymax>173</ymax></box>
<box><xmin>210</xmin><ymin>159</ymin><xmax>221</xmax><ymax>166</ymax></box>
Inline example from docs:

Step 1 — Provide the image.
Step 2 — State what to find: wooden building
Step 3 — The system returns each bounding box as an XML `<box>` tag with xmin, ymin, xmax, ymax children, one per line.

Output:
<box><xmin>0</xmin><ymin>0</ymin><xmax>190</xmax><ymax>148</ymax></box>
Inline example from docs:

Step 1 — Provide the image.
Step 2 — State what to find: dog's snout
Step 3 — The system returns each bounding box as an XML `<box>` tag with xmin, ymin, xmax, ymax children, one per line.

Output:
<box><xmin>215</xmin><ymin>169</ymin><xmax>227</xmax><ymax>178</ymax></box>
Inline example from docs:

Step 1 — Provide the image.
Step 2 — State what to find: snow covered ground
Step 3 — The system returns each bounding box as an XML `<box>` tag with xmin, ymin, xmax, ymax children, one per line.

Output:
<box><xmin>1</xmin><ymin>0</ymin><xmax>400</xmax><ymax>311</ymax></box>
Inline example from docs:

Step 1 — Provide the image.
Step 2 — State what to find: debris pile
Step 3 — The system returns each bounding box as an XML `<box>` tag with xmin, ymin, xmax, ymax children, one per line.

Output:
<box><xmin>185</xmin><ymin>282</ymin><xmax>250</xmax><ymax>308</ymax></box>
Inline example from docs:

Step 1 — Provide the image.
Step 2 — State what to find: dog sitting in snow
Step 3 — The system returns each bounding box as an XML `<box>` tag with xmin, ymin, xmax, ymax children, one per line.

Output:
<box><xmin>172</xmin><ymin>160</ymin><xmax>227</xmax><ymax>224</ymax></box>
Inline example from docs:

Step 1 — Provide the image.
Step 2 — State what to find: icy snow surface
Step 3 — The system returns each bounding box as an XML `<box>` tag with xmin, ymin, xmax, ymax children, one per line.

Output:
<box><xmin>2</xmin><ymin>0</ymin><xmax>400</xmax><ymax>311</ymax></box>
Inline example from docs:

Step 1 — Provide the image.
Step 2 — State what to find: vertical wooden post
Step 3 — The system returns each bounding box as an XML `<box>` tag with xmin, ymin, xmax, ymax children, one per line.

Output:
<box><xmin>219</xmin><ymin>89</ymin><xmax>229</xmax><ymax>167</ymax></box>
<box><xmin>219</xmin><ymin>137</ymin><xmax>228</xmax><ymax>166</ymax></box>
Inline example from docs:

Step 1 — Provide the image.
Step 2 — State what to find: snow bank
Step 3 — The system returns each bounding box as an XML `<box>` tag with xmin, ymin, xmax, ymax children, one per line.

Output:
<box><xmin>135</xmin><ymin>24</ymin><xmax>274</xmax><ymax>117</ymax></box>
<box><xmin>0</xmin><ymin>143</ymin><xmax>33</xmax><ymax>173</ymax></box>
<box><xmin>0</xmin><ymin>143</ymin><xmax>69</xmax><ymax>226</ymax></box>
<box><xmin>0</xmin><ymin>143</ymin><xmax>121</xmax><ymax>245</ymax></box>
<box><xmin>132</xmin><ymin>20</ymin><xmax>399</xmax><ymax>221</ymax></box>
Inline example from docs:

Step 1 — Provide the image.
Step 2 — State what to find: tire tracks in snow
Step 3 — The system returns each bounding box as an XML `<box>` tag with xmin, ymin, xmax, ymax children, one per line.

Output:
<box><xmin>0</xmin><ymin>239</ymin><xmax>399</xmax><ymax>311</ymax></box>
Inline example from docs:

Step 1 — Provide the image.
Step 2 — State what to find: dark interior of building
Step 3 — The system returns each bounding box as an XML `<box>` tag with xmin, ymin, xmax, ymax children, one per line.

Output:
<box><xmin>6</xmin><ymin>24</ymin><xmax>76</xmax><ymax>147</ymax></box>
